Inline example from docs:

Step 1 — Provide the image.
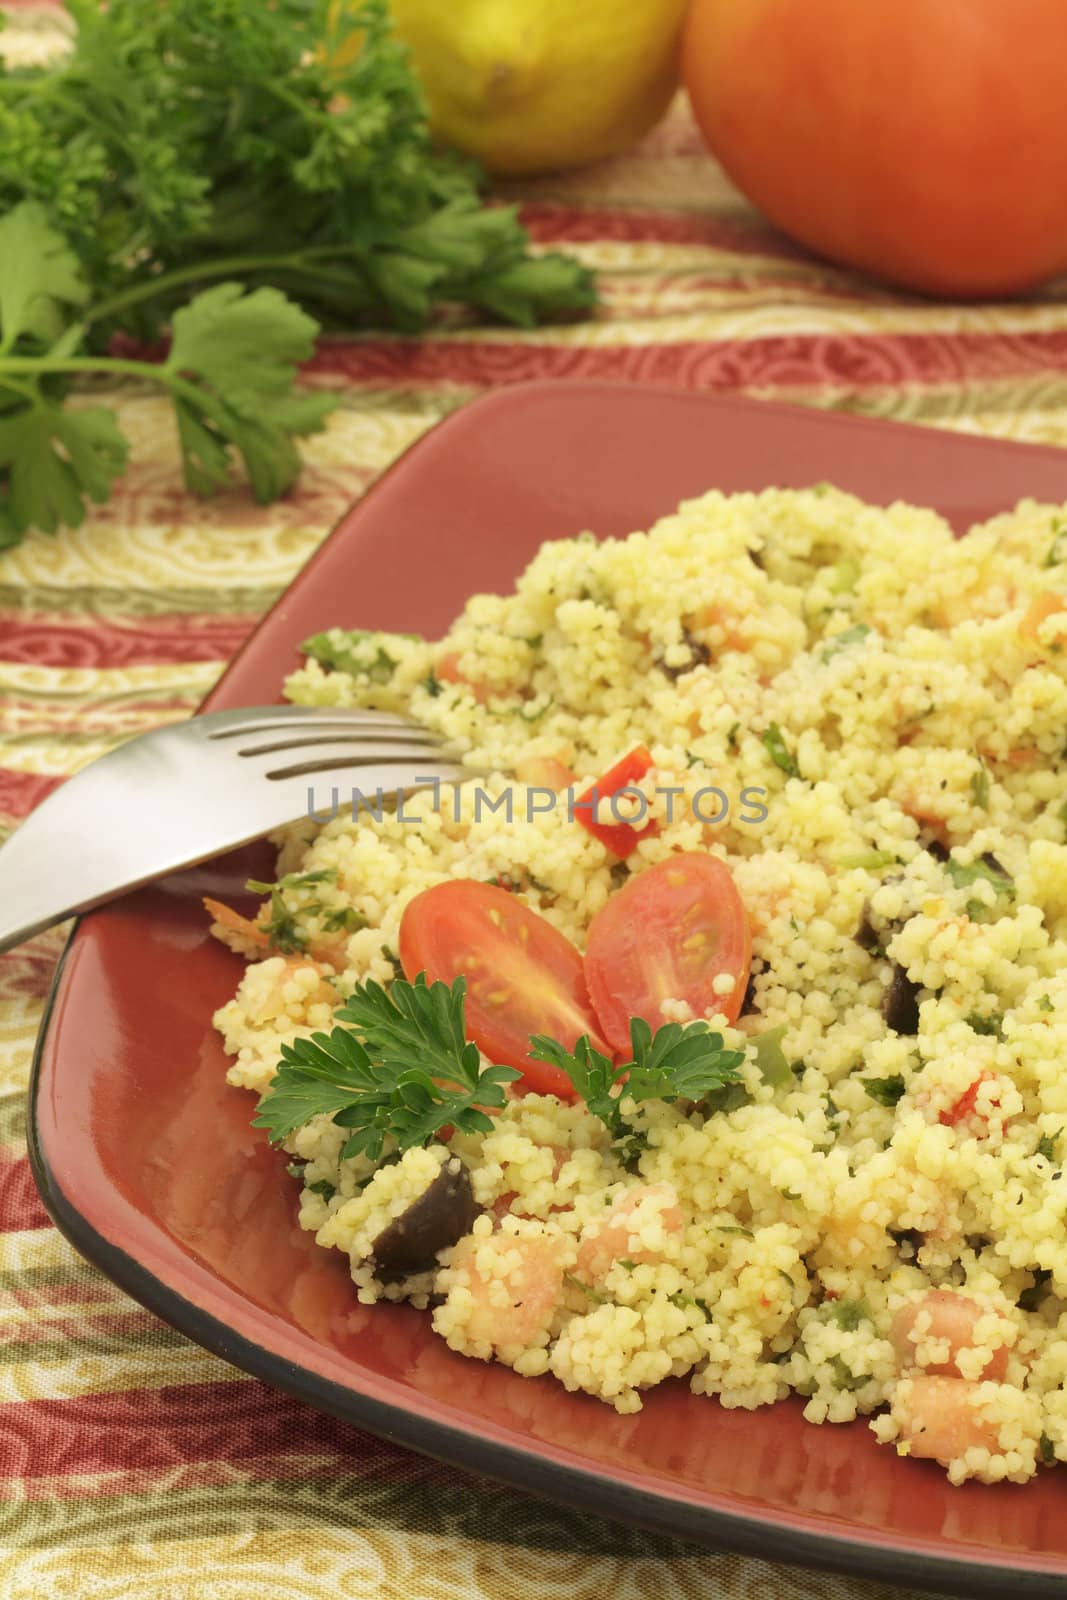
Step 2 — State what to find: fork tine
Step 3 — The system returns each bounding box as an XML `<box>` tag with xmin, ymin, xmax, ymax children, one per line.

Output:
<box><xmin>236</xmin><ymin>732</ymin><xmax>449</xmax><ymax>758</ymax></box>
<box><xmin>263</xmin><ymin>745</ymin><xmax>465</xmax><ymax>781</ymax></box>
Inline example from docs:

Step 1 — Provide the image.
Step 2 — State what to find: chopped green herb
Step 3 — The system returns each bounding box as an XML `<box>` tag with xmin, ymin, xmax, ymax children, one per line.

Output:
<box><xmin>380</xmin><ymin>947</ymin><xmax>405</xmax><ymax>980</ymax></box>
<box><xmin>1045</xmin><ymin>522</ymin><xmax>1067</xmax><ymax>567</ymax></box>
<box><xmin>946</xmin><ymin>857</ymin><xmax>1014</xmax><ymax>896</ymax></box>
<box><xmin>245</xmin><ymin>868</ymin><xmax>361</xmax><ymax>952</ymax></box>
<box><xmin>421</xmin><ymin>672</ymin><xmax>443</xmax><ymax>699</ymax></box>
<box><xmin>524</xmin><ymin>634</ymin><xmax>544</xmax><ymax>649</ymax></box>
<box><xmin>828</xmin><ymin>1355</ymin><xmax>869</xmax><ymax>1392</ymax></box>
<box><xmin>862</xmin><ymin>1075</ymin><xmax>906</xmax><ymax>1108</ymax></box>
<box><xmin>821</xmin><ymin>622</ymin><xmax>872</xmax><ymax>662</ymax></box>
<box><xmin>564</xmin><ymin>1273</ymin><xmax>608</xmax><ymax>1305</ymax></box>
<box><xmin>826</xmin><ymin>1298</ymin><xmax>869</xmax><ymax>1332</ymax></box>
<box><xmin>965</xmin><ymin>1011</ymin><xmax>1003</xmax><ymax>1037</ymax></box>
<box><xmin>714</xmin><ymin>1224</ymin><xmax>754</xmax><ymax>1238</ymax></box>
<box><xmin>727</xmin><ymin>722</ymin><xmax>741</xmax><ymax>753</ymax></box>
<box><xmin>1038</xmin><ymin>1130</ymin><xmax>1061</xmax><ymax>1163</ymax></box>
<box><xmin>668</xmin><ymin>1290</ymin><xmax>713</xmax><ymax>1320</ymax></box>
<box><xmin>610</xmin><ymin>1129</ymin><xmax>649</xmax><ymax>1171</ymax></box>
<box><xmin>761</xmin><ymin>722</ymin><xmax>798</xmax><ymax>778</ymax></box>
<box><xmin>301</xmin><ymin>630</ymin><xmax>409</xmax><ymax>684</ymax></box>
<box><xmin>321</xmin><ymin>905</ymin><xmax>368</xmax><ymax>935</ymax></box>
<box><xmin>970</xmin><ymin>764</ymin><xmax>990</xmax><ymax>811</ymax></box>
<box><xmin>780</xmin><ymin>1189</ymin><xmax>802</xmax><ymax>1202</ymax></box>
<box><xmin>753</xmin><ymin>1024</ymin><xmax>791</xmax><ymax>1088</ymax></box>
<box><xmin>1041</xmin><ymin>1433</ymin><xmax>1057</xmax><ymax>1466</ymax></box>
<box><xmin>1038</xmin><ymin>995</ymin><xmax>1055</xmax><ymax>1014</ymax></box>
<box><xmin>305</xmin><ymin>1178</ymin><xmax>336</xmax><ymax>1200</ymax></box>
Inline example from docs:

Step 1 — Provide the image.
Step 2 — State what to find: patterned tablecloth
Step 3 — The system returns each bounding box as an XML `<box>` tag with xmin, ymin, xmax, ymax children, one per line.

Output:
<box><xmin>4</xmin><ymin>7</ymin><xmax>1067</xmax><ymax>1599</ymax></box>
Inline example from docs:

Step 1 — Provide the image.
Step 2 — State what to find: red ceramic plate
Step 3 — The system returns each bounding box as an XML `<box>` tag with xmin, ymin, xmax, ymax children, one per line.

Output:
<box><xmin>29</xmin><ymin>384</ymin><xmax>1067</xmax><ymax>1598</ymax></box>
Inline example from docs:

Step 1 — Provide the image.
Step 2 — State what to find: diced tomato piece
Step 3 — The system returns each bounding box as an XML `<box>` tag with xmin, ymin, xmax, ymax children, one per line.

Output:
<box><xmin>515</xmin><ymin>754</ymin><xmax>576</xmax><ymax>791</ymax></box>
<box><xmin>437</xmin><ymin>650</ymin><xmax>491</xmax><ymax>703</ymax></box>
<box><xmin>1019</xmin><ymin>591</ymin><xmax>1067</xmax><ymax>643</ymax></box>
<box><xmin>573</xmin><ymin>745</ymin><xmax>659</xmax><ymax>859</ymax></box>
<box><xmin>939</xmin><ymin>1072</ymin><xmax>1000</xmax><ymax>1127</ymax></box>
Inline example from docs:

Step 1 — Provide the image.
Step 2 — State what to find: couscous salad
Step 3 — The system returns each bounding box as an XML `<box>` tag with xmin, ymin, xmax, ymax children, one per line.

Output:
<box><xmin>208</xmin><ymin>485</ymin><xmax>1067</xmax><ymax>1486</ymax></box>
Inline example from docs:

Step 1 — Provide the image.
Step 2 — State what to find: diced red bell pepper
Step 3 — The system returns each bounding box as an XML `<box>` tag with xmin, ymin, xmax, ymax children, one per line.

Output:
<box><xmin>573</xmin><ymin>744</ymin><xmax>659</xmax><ymax>859</ymax></box>
<box><xmin>939</xmin><ymin>1072</ymin><xmax>999</xmax><ymax>1127</ymax></box>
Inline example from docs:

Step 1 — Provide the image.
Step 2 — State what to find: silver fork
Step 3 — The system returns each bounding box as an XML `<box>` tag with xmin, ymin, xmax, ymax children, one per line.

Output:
<box><xmin>0</xmin><ymin>705</ymin><xmax>470</xmax><ymax>954</ymax></box>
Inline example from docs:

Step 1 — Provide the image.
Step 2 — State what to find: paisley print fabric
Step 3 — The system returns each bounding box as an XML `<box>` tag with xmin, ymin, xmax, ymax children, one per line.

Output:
<box><xmin>2</xmin><ymin>3</ymin><xmax>1067</xmax><ymax>1595</ymax></box>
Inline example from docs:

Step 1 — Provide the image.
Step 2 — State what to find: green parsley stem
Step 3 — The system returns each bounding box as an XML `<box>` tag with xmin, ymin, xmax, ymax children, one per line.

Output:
<box><xmin>80</xmin><ymin>247</ymin><xmax>364</xmax><ymax>328</ymax></box>
<box><xmin>0</xmin><ymin>353</ymin><xmax>237</xmax><ymax>432</ymax></box>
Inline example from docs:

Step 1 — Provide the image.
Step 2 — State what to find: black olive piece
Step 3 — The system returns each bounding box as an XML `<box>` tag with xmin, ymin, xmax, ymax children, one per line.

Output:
<box><xmin>854</xmin><ymin>900</ymin><xmax>883</xmax><ymax>954</ymax></box>
<box><xmin>747</xmin><ymin>546</ymin><xmax>765</xmax><ymax>570</ymax></box>
<box><xmin>980</xmin><ymin>850</ymin><xmax>1011</xmax><ymax>882</ymax></box>
<box><xmin>882</xmin><ymin>964</ymin><xmax>920</xmax><ymax>1034</ymax></box>
<box><xmin>924</xmin><ymin>838</ymin><xmax>949</xmax><ymax>862</ymax></box>
<box><xmin>739</xmin><ymin>970</ymin><xmax>759</xmax><ymax>1016</ymax></box>
<box><xmin>371</xmin><ymin>1159</ymin><xmax>478</xmax><ymax>1278</ymax></box>
<box><xmin>660</xmin><ymin>629</ymin><xmax>712</xmax><ymax>681</ymax></box>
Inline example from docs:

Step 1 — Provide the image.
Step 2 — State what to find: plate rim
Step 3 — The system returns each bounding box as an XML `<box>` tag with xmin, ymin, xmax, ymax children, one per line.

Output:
<box><xmin>27</xmin><ymin>381</ymin><xmax>1067</xmax><ymax>1600</ymax></box>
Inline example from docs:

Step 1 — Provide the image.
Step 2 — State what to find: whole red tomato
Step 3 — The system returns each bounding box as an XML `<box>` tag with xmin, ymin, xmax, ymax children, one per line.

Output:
<box><xmin>683</xmin><ymin>0</ymin><xmax>1067</xmax><ymax>297</ymax></box>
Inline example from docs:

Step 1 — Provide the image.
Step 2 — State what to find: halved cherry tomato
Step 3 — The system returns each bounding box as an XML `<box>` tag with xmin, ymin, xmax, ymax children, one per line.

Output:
<box><xmin>398</xmin><ymin>880</ymin><xmax>612</xmax><ymax>1098</ymax></box>
<box><xmin>574</xmin><ymin>745</ymin><xmax>659</xmax><ymax>859</ymax></box>
<box><xmin>584</xmin><ymin>853</ymin><xmax>751</xmax><ymax>1053</ymax></box>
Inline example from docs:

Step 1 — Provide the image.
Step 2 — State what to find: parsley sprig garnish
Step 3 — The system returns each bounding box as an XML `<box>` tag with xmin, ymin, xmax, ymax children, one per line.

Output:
<box><xmin>253</xmin><ymin>975</ymin><xmax>520</xmax><ymax>1161</ymax></box>
<box><xmin>254</xmin><ymin>978</ymin><xmax>745</xmax><ymax>1164</ymax></box>
<box><xmin>528</xmin><ymin>1016</ymin><xmax>745</xmax><ymax>1140</ymax></box>
<box><xmin>0</xmin><ymin>0</ymin><xmax>594</xmax><ymax>544</ymax></box>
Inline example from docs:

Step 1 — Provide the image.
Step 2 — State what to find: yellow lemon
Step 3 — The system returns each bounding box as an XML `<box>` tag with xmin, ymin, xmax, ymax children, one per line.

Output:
<box><xmin>388</xmin><ymin>0</ymin><xmax>688</xmax><ymax>175</ymax></box>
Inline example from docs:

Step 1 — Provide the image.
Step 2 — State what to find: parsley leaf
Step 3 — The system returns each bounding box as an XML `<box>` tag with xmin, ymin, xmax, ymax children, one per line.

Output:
<box><xmin>0</xmin><ymin>208</ymin><xmax>333</xmax><ymax>537</ymax></box>
<box><xmin>761</xmin><ymin>722</ymin><xmax>799</xmax><ymax>778</ymax></box>
<box><xmin>0</xmin><ymin>202</ymin><xmax>87</xmax><ymax>352</ymax></box>
<box><xmin>821</xmin><ymin>623</ymin><xmax>871</xmax><ymax>663</ymax></box>
<box><xmin>1046</xmin><ymin>522</ymin><xmax>1067</xmax><ymax>568</ymax></box>
<box><xmin>965</xmin><ymin>1010</ymin><xmax>1003</xmax><ymax>1037</ymax></box>
<box><xmin>0</xmin><ymin>402</ymin><xmax>127</xmax><ymax>536</ymax></box>
<box><xmin>529</xmin><ymin>1016</ymin><xmax>745</xmax><ymax>1142</ymax></box>
<box><xmin>0</xmin><ymin>0</ymin><xmax>595</xmax><ymax>543</ymax></box>
<box><xmin>1038</xmin><ymin>1129</ymin><xmax>1061</xmax><ymax>1163</ymax></box>
<box><xmin>945</xmin><ymin>855</ymin><xmax>1014</xmax><ymax>896</ymax></box>
<box><xmin>970</xmin><ymin>764</ymin><xmax>990</xmax><ymax>811</ymax></box>
<box><xmin>863</xmin><ymin>1075</ymin><xmax>906</xmax><ymax>1107</ymax></box>
<box><xmin>253</xmin><ymin>974</ymin><xmax>521</xmax><ymax>1161</ymax></box>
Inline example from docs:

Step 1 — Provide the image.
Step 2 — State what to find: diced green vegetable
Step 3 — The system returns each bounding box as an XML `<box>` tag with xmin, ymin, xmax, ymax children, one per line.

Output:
<box><xmin>753</xmin><ymin>1024</ymin><xmax>791</xmax><ymax>1088</ymax></box>
<box><xmin>761</xmin><ymin>722</ymin><xmax>798</xmax><ymax>778</ymax></box>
